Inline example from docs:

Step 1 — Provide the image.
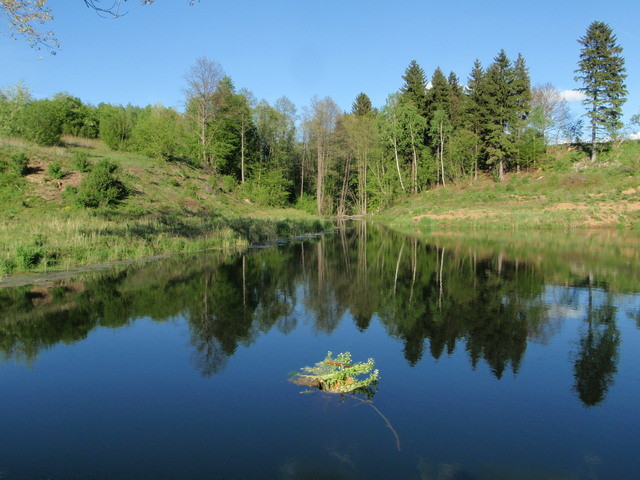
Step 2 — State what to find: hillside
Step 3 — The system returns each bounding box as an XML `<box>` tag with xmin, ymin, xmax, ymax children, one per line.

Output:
<box><xmin>0</xmin><ymin>136</ymin><xmax>329</xmax><ymax>277</ymax></box>
<box><xmin>377</xmin><ymin>141</ymin><xmax>640</xmax><ymax>230</ymax></box>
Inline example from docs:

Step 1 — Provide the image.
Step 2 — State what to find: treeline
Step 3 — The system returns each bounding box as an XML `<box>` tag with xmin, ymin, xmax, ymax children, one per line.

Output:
<box><xmin>0</xmin><ymin>49</ymin><xmax>616</xmax><ymax>215</ymax></box>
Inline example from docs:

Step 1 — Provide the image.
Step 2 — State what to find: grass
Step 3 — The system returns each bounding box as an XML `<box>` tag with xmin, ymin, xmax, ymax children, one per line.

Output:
<box><xmin>0</xmin><ymin>135</ymin><xmax>331</xmax><ymax>276</ymax></box>
<box><xmin>375</xmin><ymin>141</ymin><xmax>640</xmax><ymax>230</ymax></box>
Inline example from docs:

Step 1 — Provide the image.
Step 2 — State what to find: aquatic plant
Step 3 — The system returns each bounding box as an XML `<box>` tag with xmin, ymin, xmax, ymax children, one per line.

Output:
<box><xmin>290</xmin><ymin>351</ymin><xmax>379</xmax><ymax>396</ymax></box>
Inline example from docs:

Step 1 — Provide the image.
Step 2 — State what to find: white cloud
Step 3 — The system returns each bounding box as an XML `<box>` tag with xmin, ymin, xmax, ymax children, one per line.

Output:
<box><xmin>630</xmin><ymin>132</ymin><xmax>640</xmax><ymax>140</ymax></box>
<box><xmin>559</xmin><ymin>89</ymin><xmax>587</xmax><ymax>102</ymax></box>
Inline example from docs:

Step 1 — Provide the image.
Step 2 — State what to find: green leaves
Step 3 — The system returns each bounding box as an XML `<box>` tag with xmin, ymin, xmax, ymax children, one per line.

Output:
<box><xmin>291</xmin><ymin>351</ymin><xmax>380</xmax><ymax>397</ymax></box>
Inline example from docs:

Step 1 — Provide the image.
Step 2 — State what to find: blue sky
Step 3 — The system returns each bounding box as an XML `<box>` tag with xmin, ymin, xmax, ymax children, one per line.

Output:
<box><xmin>1</xmin><ymin>0</ymin><xmax>639</xmax><ymax>130</ymax></box>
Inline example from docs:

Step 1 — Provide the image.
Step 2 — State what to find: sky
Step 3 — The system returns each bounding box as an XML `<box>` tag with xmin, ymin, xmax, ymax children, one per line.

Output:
<box><xmin>1</xmin><ymin>0</ymin><xmax>639</xmax><ymax>132</ymax></box>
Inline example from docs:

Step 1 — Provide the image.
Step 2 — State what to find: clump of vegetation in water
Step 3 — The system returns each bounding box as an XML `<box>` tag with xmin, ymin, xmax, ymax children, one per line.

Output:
<box><xmin>290</xmin><ymin>351</ymin><xmax>379</xmax><ymax>397</ymax></box>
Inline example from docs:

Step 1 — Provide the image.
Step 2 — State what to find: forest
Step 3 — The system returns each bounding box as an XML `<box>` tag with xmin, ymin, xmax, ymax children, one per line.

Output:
<box><xmin>0</xmin><ymin>22</ymin><xmax>634</xmax><ymax>217</ymax></box>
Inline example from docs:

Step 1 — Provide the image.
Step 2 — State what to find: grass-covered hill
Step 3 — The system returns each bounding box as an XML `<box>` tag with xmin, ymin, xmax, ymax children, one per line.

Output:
<box><xmin>377</xmin><ymin>141</ymin><xmax>640</xmax><ymax>230</ymax></box>
<box><xmin>0</xmin><ymin>135</ymin><xmax>329</xmax><ymax>276</ymax></box>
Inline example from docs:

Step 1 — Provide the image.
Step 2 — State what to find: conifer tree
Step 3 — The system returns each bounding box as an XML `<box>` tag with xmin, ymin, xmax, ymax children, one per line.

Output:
<box><xmin>427</xmin><ymin>67</ymin><xmax>451</xmax><ymax>118</ymax></box>
<box><xmin>352</xmin><ymin>92</ymin><xmax>374</xmax><ymax>116</ymax></box>
<box><xmin>400</xmin><ymin>60</ymin><xmax>429</xmax><ymax>116</ymax></box>
<box><xmin>462</xmin><ymin>59</ymin><xmax>485</xmax><ymax>179</ymax></box>
<box><xmin>483</xmin><ymin>50</ymin><xmax>516</xmax><ymax>181</ymax></box>
<box><xmin>447</xmin><ymin>71</ymin><xmax>463</xmax><ymax>128</ymax></box>
<box><xmin>575</xmin><ymin>21</ymin><xmax>627</xmax><ymax>162</ymax></box>
<box><xmin>512</xmin><ymin>53</ymin><xmax>532</xmax><ymax>170</ymax></box>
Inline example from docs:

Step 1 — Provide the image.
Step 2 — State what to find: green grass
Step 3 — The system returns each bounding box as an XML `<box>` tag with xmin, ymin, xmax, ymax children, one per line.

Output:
<box><xmin>375</xmin><ymin>140</ymin><xmax>640</xmax><ymax>230</ymax></box>
<box><xmin>0</xmin><ymin>135</ymin><xmax>331</xmax><ymax>276</ymax></box>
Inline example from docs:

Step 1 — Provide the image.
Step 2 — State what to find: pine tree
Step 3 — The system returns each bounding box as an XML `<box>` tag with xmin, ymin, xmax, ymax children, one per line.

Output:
<box><xmin>427</xmin><ymin>67</ymin><xmax>451</xmax><ymax>118</ymax></box>
<box><xmin>483</xmin><ymin>50</ymin><xmax>516</xmax><ymax>181</ymax></box>
<box><xmin>400</xmin><ymin>60</ymin><xmax>428</xmax><ymax>116</ymax></box>
<box><xmin>512</xmin><ymin>53</ymin><xmax>532</xmax><ymax>170</ymax></box>
<box><xmin>462</xmin><ymin>59</ymin><xmax>485</xmax><ymax>179</ymax></box>
<box><xmin>352</xmin><ymin>92</ymin><xmax>374</xmax><ymax>116</ymax></box>
<box><xmin>575</xmin><ymin>21</ymin><xmax>627</xmax><ymax>162</ymax></box>
<box><xmin>447</xmin><ymin>71</ymin><xmax>463</xmax><ymax>128</ymax></box>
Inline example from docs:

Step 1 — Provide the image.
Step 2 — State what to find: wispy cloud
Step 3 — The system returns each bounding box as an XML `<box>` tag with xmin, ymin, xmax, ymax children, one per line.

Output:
<box><xmin>560</xmin><ymin>89</ymin><xmax>587</xmax><ymax>102</ymax></box>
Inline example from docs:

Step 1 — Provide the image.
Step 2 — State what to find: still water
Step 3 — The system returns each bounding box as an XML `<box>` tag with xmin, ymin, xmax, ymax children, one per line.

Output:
<box><xmin>1</xmin><ymin>224</ymin><xmax>639</xmax><ymax>480</ymax></box>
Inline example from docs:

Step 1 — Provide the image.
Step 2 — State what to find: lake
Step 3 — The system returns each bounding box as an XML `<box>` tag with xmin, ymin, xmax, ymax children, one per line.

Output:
<box><xmin>1</xmin><ymin>223</ymin><xmax>639</xmax><ymax>480</ymax></box>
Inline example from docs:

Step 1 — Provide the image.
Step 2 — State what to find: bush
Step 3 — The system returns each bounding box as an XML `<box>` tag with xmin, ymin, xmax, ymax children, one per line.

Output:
<box><xmin>240</xmin><ymin>168</ymin><xmax>292</xmax><ymax>207</ymax></box>
<box><xmin>48</xmin><ymin>161</ymin><xmax>64</xmax><ymax>179</ymax></box>
<box><xmin>75</xmin><ymin>159</ymin><xmax>128</xmax><ymax>208</ymax></box>
<box><xmin>294</xmin><ymin>194</ymin><xmax>317</xmax><ymax>215</ymax></box>
<box><xmin>19</xmin><ymin>99</ymin><xmax>63</xmax><ymax>146</ymax></box>
<box><xmin>72</xmin><ymin>152</ymin><xmax>91</xmax><ymax>172</ymax></box>
<box><xmin>10</xmin><ymin>153</ymin><xmax>29</xmax><ymax>176</ymax></box>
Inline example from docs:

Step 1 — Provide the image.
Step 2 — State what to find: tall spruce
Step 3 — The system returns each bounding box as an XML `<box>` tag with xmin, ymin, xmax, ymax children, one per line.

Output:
<box><xmin>427</xmin><ymin>67</ymin><xmax>451</xmax><ymax>117</ymax></box>
<box><xmin>483</xmin><ymin>50</ymin><xmax>516</xmax><ymax>182</ymax></box>
<box><xmin>575</xmin><ymin>21</ymin><xmax>627</xmax><ymax>162</ymax></box>
<box><xmin>512</xmin><ymin>53</ymin><xmax>532</xmax><ymax>170</ymax></box>
<box><xmin>462</xmin><ymin>59</ymin><xmax>485</xmax><ymax>179</ymax></box>
<box><xmin>352</xmin><ymin>92</ymin><xmax>374</xmax><ymax>116</ymax></box>
<box><xmin>400</xmin><ymin>60</ymin><xmax>429</xmax><ymax>116</ymax></box>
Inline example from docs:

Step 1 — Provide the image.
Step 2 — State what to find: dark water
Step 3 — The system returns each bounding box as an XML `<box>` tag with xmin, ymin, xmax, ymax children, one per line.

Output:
<box><xmin>1</xmin><ymin>224</ymin><xmax>639</xmax><ymax>480</ymax></box>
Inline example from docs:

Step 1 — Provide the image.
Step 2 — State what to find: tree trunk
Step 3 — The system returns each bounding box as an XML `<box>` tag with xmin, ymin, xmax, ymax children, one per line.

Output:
<box><xmin>316</xmin><ymin>140</ymin><xmax>324</xmax><ymax>216</ymax></box>
<box><xmin>393</xmin><ymin>136</ymin><xmax>405</xmax><ymax>192</ymax></box>
<box><xmin>440</xmin><ymin>121</ymin><xmax>446</xmax><ymax>187</ymax></box>
<box><xmin>591</xmin><ymin>98</ymin><xmax>597</xmax><ymax>162</ymax></box>
<box><xmin>240</xmin><ymin>119</ymin><xmax>245</xmax><ymax>184</ymax></box>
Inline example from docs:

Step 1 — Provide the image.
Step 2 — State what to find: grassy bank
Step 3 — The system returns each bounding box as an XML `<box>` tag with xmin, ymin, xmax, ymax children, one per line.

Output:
<box><xmin>375</xmin><ymin>141</ymin><xmax>640</xmax><ymax>230</ymax></box>
<box><xmin>0</xmin><ymin>136</ymin><xmax>330</xmax><ymax>276</ymax></box>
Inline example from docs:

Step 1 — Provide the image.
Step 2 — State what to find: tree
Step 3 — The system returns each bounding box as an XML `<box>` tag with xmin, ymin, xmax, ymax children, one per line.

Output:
<box><xmin>461</xmin><ymin>59</ymin><xmax>485</xmax><ymax>180</ymax></box>
<box><xmin>483</xmin><ymin>50</ymin><xmax>517</xmax><ymax>182</ymax></box>
<box><xmin>575</xmin><ymin>21</ymin><xmax>627</xmax><ymax>162</ymax></box>
<box><xmin>352</xmin><ymin>92</ymin><xmax>374</xmax><ymax>117</ymax></box>
<box><xmin>307</xmin><ymin>96</ymin><xmax>339</xmax><ymax>215</ymax></box>
<box><xmin>400</xmin><ymin>60</ymin><xmax>428</xmax><ymax>117</ymax></box>
<box><xmin>18</xmin><ymin>98</ymin><xmax>62</xmax><ymax>145</ymax></box>
<box><xmin>183</xmin><ymin>57</ymin><xmax>225</xmax><ymax>170</ymax></box>
<box><xmin>531</xmin><ymin>83</ymin><xmax>571</xmax><ymax>144</ymax></box>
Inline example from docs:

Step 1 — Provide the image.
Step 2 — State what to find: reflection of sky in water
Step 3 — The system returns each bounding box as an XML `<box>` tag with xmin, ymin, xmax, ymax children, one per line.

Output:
<box><xmin>1</xmin><ymin>232</ymin><xmax>640</xmax><ymax>480</ymax></box>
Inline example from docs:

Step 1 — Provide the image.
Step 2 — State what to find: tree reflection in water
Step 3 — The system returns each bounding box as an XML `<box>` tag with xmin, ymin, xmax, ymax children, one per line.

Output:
<box><xmin>0</xmin><ymin>222</ymin><xmax>632</xmax><ymax>406</ymax></box>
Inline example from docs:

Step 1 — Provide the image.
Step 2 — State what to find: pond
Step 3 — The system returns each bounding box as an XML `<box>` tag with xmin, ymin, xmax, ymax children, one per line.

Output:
<box><xmin>1</xmin><ymin>223</ymin><xmax>639</xmax><ymax>480</ymax></box>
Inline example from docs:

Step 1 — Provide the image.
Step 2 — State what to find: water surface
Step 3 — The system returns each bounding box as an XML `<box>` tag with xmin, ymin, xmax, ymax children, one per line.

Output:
<box><xmin>1</xmin><ymin>224</ymin><xmax>639</xmax><ymax>479</ymax></box>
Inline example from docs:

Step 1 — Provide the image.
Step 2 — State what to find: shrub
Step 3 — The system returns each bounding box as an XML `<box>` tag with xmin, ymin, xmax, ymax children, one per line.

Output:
<box><xmin>294</xmin><ymin>194</ymin><xmax>317</xmax><ymax>215</ymax></box>
<box><xmin>240</xmin><ymin>168</ymin><xmax>292</xmax><ymax>207</ymax></box>
<box><xmin>19</xmin><ymin>99</ymin><xmax>63</xmax><ymax>146</ymax></box>
<box><xmin>72</xmin><ymin>152</ymin><xmax>91</xmax><ymax>172</ymax></box>
<box><xmin>48</xmin><ymin>161</ymin><xmax>64</xmax><ymax>179</ymax></box>
<box><xmin>10</xmin><ymin>153</ymin><xmax>29</xmax><ymax>176</ymax></box>
<box><xmin>75</xmin><ymin>159</ymin><xmax>128</xmax><ymax>208</ymax></box>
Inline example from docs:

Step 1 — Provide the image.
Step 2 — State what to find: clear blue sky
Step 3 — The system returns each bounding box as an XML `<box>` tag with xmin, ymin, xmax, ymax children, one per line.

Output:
<box><xmin>1</xmin><ymin>0</ymin><xmax>639</xmax><ymax>129</ymax></box>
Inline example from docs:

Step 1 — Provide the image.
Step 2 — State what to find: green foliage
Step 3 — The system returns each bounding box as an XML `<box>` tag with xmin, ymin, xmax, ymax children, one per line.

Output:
<box><xmin>130</xmin><ymin>105</ymin><xmax>187</xmax><ymax>160</ymax></box>
<box><xmin>352</xmin><ymin>92</ymin><xmax>374</xmax><ymax>116</ymax></box>
<box><xmin>99</xmin><ymin>104</ymin><xmax>137</xmax><ymax>150</ymax></box>
<box><xmin>75</xmin><ymin>159</ymin><xmax>128</xmax><ymax>208</ymax></box>
<box><xmin>72</xmin><ymin>152</ymin><xmax>91</xmax><ymax>172</ymax></box>
<box><xmin>14</xmin><ymin>236</ymin><xmax>57</xmax><ymax>271</ymax></box>
<box><xmin>0</xmin><ymin>82</ymin><xmax>32</xmax><ymax>136</ymax></box>
<box><xmin>294</xmin><ymin>194</ymin><xmax>317</xmax><ymax>215</ymax></box>
<box><xmin>10</xmin><ymin>152</ymin><xmax>29</xmax><ymax>176</ymax></box>
<box><xmin>52</xmin><ymin>92</ymin><xmax>99</xmax><ymax>138</ymax></box>
<box><xmin>575</xmin><ymin>21</ymin><xmax>627</xmax><ymax>158</ymax></box>
<box><xmin>47</xmin><ymin>161</ymin><xmax>64</xmax><ymax>179</ymax></box>
<box><xmin>241</xmin><ymin>168</ymin><xmax>292</xmax><ymax>207</ymax></box>
<box><xmin>291</xmin><ymin>351</ymin><xmax>379</xmax><ymax>396</ymax></box>
<box><xmin>19</xmin><ymin>99</ymin><xmax>63</xmax><ymax>146</ymax></box>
